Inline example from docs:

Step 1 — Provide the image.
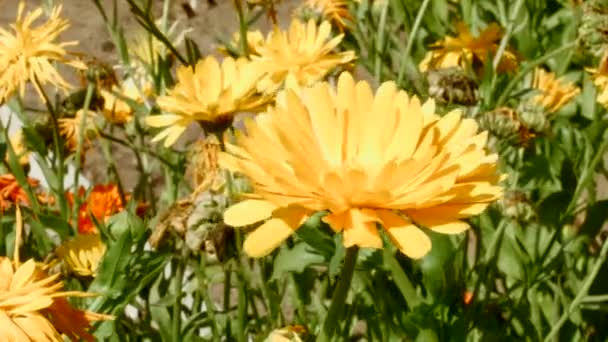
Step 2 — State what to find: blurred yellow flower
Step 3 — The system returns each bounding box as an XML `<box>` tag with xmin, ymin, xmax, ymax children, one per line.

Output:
<box><xmin>252</xmin><ymin>19</ymin><xmax>356</xmax><ymax>91</ymax></box>
<box><xmin>0</xmin><ymin>258</ymin><xmax>111</xmax><ymax>341</ymax></box>
<box><xmin>531</xmin><ymin>68</ymin><xmax>579</xmax><ymax>113</ymax></box>
<box><xmin>588</xmin><ymin>54</ymin><xmax>608</xmax><ymax>107</ymax></box>
<box><xmin>420</xmin><ymin>22</ymin><xmax>519</xmax><ymax>74</ymax></box>
<box><xmin>100</xmin><ymin>78</ymin><xmax>148</xmax><ymax>124</ymax></box>
<box><xmin>56</xmin><ymin>234</ymin><xmax>106</xmax><ymax>277</ymax></box>
<box><xmin>302</xmin><ymin>0</ymin><xmax>353</xmax><ymax>32</ymax></box>
<box><xmin>146</xmin><ymin>56</ymin><xmax>269</xmax><ymax>146</ymax></box>
<box><xmin>58</xmin><ymin>109</ymin><xmax>99</xmax><ymax>152</ymax></box>
<box><xmin>221</xmin><ymin>72</ymin><xmax>501</xmax><ymax>258</ymax></box>
<box><xmin>218</xmin><ymin>30</ymin><xmax>265</xmax><ymax>57</ymax></box>
<box><xmin>7</xmin><ymin>130</ymin><xmax>30</xmax><ymax>166</ymax></box>
<box><xmin>0</xmin><ymin>3</ymin><xmax>85</xmax><ymax>103</ymax></box>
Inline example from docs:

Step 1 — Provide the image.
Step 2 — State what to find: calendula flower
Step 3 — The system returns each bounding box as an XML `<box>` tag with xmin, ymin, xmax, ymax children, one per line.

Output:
<box><xmin>588</xmin><ymin>52</ymin><xmax>608</xmax><ymax>107</ymax></box>
<box><xmin>0</xmin><ymin>258</ymin><xmax>111</xmax><ymax>341</ymax></box>
<box><xmin>146</xmin><ymin>56</ymin><xmax>269</xmax><ymax>146</ymax></box>
<box><xmin>7</xmin><ymin>130</ymin><xmax>30</xmax><ymax>166</ymax></box>
<box><xmin>100</xmin><ymin>78</ymin><xmax>148</xmax><ymax>124</ymax></box>
<box><xmin>67</xmin><ymin>184</ymin><xmax>126</xmax><ymax>234</ymax></box>
<box><xmin>58</xmin><ymin>109</ymin><xmax>99</xmax><ymax>152</ymax></box>
<box><xmin>531</xmin><ymin>68</ymin><xmax>580</xmax><ymax>113</ymax></box>
<box><xmin>265</xmin><ymin>325</ymin><xmax>306</xmax><ymax>342</ymax></box>
<box><xmin>221</xmin><ymin>73</ymin><xmax>501</xmax><ymax>258</ymax></box>
<box><xmin>420</xmin><ymin>22</ymin><xmax>518</xmax><ymax>74</ymax></box>
<box><xmin>252</xmin><ymin>19</ymin><xmax>356</xmax><ymax>91</ymax></box>
<box><xmin>0</xmin><ymin>174</ymin><xmax>38</xmax><ymax>212</ymax></box>
<box><xmin>301</xmin><ymin>0</ymin><xmax>353</xmax><ymax>32</ymax></box>
<box><xmin>0</xmin><ymin>3</ymin><xmax>85</xmax><ymax>103</ymax></box>
<box><xmin>56</xmin><ymin>234</ymin><xmax>106</xmax><ymax>277</ymax></box>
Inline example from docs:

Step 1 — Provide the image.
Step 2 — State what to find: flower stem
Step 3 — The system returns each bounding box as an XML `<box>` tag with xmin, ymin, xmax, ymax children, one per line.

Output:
<box><xmin>234</xmin><ymin>0</ymin><xmax>249</xmax><ymax>57</ymax></box>
<box><xmin>172</xmin><ymin>249</ymin><xmax>188</xmax><ymax>342</ymax></box>
<box><xmin>396</xmin><ymin>0</ymin><xmax>432</xmax><ymax>86</ymax></box>
<box><xmin>543</xmin><ymin>237</ymin><xmax>608</xmax><ymax>341</ymax></box>
<box><xmin>317</xmin><ymin>246</ymin><xmax>359</xmax><ymax>342</ymax></box>
<box><xmin>384</xmin><ymin>248</ymin><xmax>421</xmax><ymax>308</ymax></box>
<box><xmin>34</xmin><ymin>77</ymin><xmax>67</xmax><ymax>221</ymax></box>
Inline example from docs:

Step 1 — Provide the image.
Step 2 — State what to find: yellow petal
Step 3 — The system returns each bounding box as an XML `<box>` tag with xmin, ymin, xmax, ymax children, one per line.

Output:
<box><xmin>342</xmin><ymin>209</ymin><xmax>382</xmax><ymax>248</ymax></box>
<box><xmin>243</xmin><ymin>218</ymin><xmax>296</xmax><ymax>257</ymax></box>
<box><xmin>223</xmin><ymin>200</ymin><xmax>277</xmax><ymax>227</ymax></box>
<box><xmin>378</xmin><ymin>210</ymin><xmax>431</xmax><ymax>259</ymax></box>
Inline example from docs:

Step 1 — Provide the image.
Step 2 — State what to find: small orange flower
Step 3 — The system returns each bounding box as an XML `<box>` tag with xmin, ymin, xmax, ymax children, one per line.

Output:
<box><xmin>463</xmin><ymin>291</ymin><xmax>474</xmax><ymax>305</ymax></box>
<box><xmin>0</xmin><ymin>174</ymin><xmax>38</xmax><ymax>212</ymax></box>
<box><xmin>67</xmin><ymin>184</ymin><xmax>125</xmax><ymax>234</ymax></box>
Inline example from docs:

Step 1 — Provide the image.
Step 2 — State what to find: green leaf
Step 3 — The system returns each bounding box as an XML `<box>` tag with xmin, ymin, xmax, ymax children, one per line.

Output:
<box><xmin>271</xmin><ymin>242</ymin><xmax>324</xmax><ymax>280</ymax></box>
<box><xmin>295</xmin><ymin>211</ymin><xmax>335</xmax><ymax>258</ymax></box>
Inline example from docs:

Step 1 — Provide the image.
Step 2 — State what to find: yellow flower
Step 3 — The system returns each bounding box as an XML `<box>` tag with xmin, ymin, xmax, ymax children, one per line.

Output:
<box><xmin>252</xmin><ymin>19</ymin><xmax>356</xmax><ymax>91</ymax></box>
<box><xmin>55</xmin><ymin>234</ymin><xmax>106</xmax><ymax>277</ymax></box>
<box><xmin>302</xmin><ymin>0</ymin><xmax>353</xmax><ymax>32</ymax></box>
<box><xmin>58</xmin><ymin>109</ymin><xmax>99</xmax><ymax>152</ymax></box>
<box><xmin>146</xmin><ymin>56</ymin><xmax>269</xmax><ymax>146</ymax></box>
<box><xmin>531</xmin><ymin>68</ymin><xmax>580</xmax><ymax>113</ymax></box>
<box><xmin>221</xmin><ymin>72</ymin><xmax>502</xmax><ymax>258</ymax></box>
<box><xmin>218</xmin><ymin>30</ymin><xmax>265</xmax><ymax>57</ymax></box>
<box><xmin>7</xmin><ymin>130</ymin><xmax>30</xmax><ymax>166</ymax></box>
<box><xmin>419</xmin><ymin>22</ymin><xmax>518</xmax><ymax>74</ymax></box>
<box><xmin>0</xmin><ymin>258</ymin><xmax>111</xmax><ymax>341</ymax></box>
<box><xmin>100</xmin><ymin>78</ymin><xmax>148</xmax><ymax>124</ymax></box>
<box><xmin>0</xmin><ymin>3</ymin><xmax>85</xmax><ymax>103</ymax></box>
<box><xmin>588</xmin><ymin>53</ymin><xmax>608</xmax><ymax>107</ymax></box>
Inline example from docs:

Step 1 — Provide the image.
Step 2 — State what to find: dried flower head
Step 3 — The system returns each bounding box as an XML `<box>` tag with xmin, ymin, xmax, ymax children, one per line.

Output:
<box><xmin>0</xmin><ymin>3</ymin><xmax>85</xmax><ymax>103</ymax></box>
<box><xmin>55</xmin><ymin>233</ymin><xmax>106</xmax><ymax>277</ymax></box>
<box><xmin>221</xmin><ymin>73</ymin><xmax>502</xmax><ymax>258</ymax></box>
<box><xmin>420</xmin><ymin>22</ymin><xmax>519</xmax><ymax>74</ymax></box>
<box><xmin>146</xmin><ymin>56</ymin><xmax>270</xmax><ymax>146</ymax></box>
<box><xmin>252</xmin><ymin>19</ymin><xmax>356</xmax><ymax>91</ymax></box>
<box><xmin>531</xmin><ymin>68</ymin><xmax>580</xmax><ymax>113</ymax></box>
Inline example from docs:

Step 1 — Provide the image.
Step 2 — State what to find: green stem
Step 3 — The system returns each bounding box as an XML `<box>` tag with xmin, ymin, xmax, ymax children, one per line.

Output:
<box><xmin>396</xmin><ymin>0</ymin><xmax>432</xmax><ymax>85</ymax></box>
<box><xmin>384</xmin><ymin>248</ymin><xmax>421</xmax><ymax>308</ymax></box>
<box><xmin>543</xmin><ymin>238</ymin><xmax>608</xmax><ymax>341</ymax></box>
<box><xmin>373</xmin><ymin>1</ymin><xmax>389</xmax><ymax>81</ymax></box>
<box><xmin>172</xmin><ymin>250</ymin><xmax>188</xmax><ymax>342</ymax></box>
<box><xmin>317</xmin><ymin>246</ymin><xmax>359</xmax><ymax>342</ymax></box>
<box><xmin>234</xmin><ymin>0</ymin><xmax>249</xmax><ymax>57</ymax></box>
<box><xmin>72</xmin><ymin>82</ymin><xmax>95</xmax><ymax>232</ymax></box>
<box><xmin>492</xmin><ymin>0</ymin><xmax>524</xmax><ymax>70</ymax></box>
<box><xmin>236</xmin><ymin>270</ymin><xmax>248</xmax><ymax>342</ymax></box>
<box><xmin>34</xmin><ymin>77</ymin><xmax>67</xmax><ymax>220</ymax></box>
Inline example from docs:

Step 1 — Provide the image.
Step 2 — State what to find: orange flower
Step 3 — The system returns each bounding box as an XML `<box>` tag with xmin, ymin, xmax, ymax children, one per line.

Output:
<box><xmin>67</xmin><ymin>184</ymin><xmax>125</xmax><ymax>234</ymax></box>
<box><xmin>0</xmin><ymin>174</ymin><xmax>38</xmax><ymax>212</ymax></box>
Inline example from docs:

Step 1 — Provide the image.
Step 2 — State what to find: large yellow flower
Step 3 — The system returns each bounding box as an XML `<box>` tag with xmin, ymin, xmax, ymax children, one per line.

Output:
<box><xmin>0</xmin><ymin>3</ymin><xmax>85</xmax><ymax>103</ymax></box>
<box><xmin>221</xmin><ymin>72</ymin><xmax>501</xmax><ymax>258</ymax></box>
<box><xmin>531</xmin><ymin>68</ymin><xmax>580</xmax><ymax>113</ymax></box>
<box><xmin>419</xmin><ymin>22</ymin><xmax>518</xmax><ymax>74</ymax></box>
<box><xmin>252</xmin><ymin>19</ymin><xmax>356</xmax><ymax>91</ymax></box>
<box><xmin>0</xmin><ymin>258</ymin><xmax>110</xmax><ymax>341</ymax></box>
<box><xmin>146</xmin><ymin>56</ymin><xmax>269</xmax><ymax>147</ymax></box>
<box><xmin>56</xmin><ymin>234</ymin><xmax>106</xmax><ymax>277</ymax></box>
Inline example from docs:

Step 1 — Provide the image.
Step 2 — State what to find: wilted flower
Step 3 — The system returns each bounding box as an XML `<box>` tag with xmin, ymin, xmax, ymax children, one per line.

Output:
<box><xmin>419</xmin><ymin>22</ymin><xmax>519</xmax><ymax>74</ymax></box>
<box><xmin>55</xmin><ymin>233</ymin><xmax>106</xmax><ymax>277</ymax></box>
<box><xmin>252</xmin><ymin>19</ymin><xmax>356</xmax><ymax>91</ymax></box>
<box><xmin>531</xmin><ymin>68</ymin><xmax>579</xmax><ymax>113</ymax></box>
<box><xmin>67</xmin><ymin>184</ymin><xmax>126</xmax><ymax>234</ymax></box>
<box><xmin>146</xmin><ymin>56</ymin><xmax>270</xmax><ymax>146</ymax></box>
<box><xmin>0</xmin><ymin>3</ymin><xmax>85</xmax><ymax>103</ymax></box>
<box><xmin>58</xmin><ymin>109</ymin><xmax>99</xmax><ymax>152</ymax></box>
<box><xmin>221</xmin><ymin>73</ymin><xmax>501</xmax><ymax>258</ymax></box>
<box><xmin>0</xmin><ymin>174</ymin><xmax>38</xmax><ymax>212</ymax></box>
<box><xmin>300</xmin><ymin>0</ymin><xmax>353</xmax><ymax>32</ymax></box>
